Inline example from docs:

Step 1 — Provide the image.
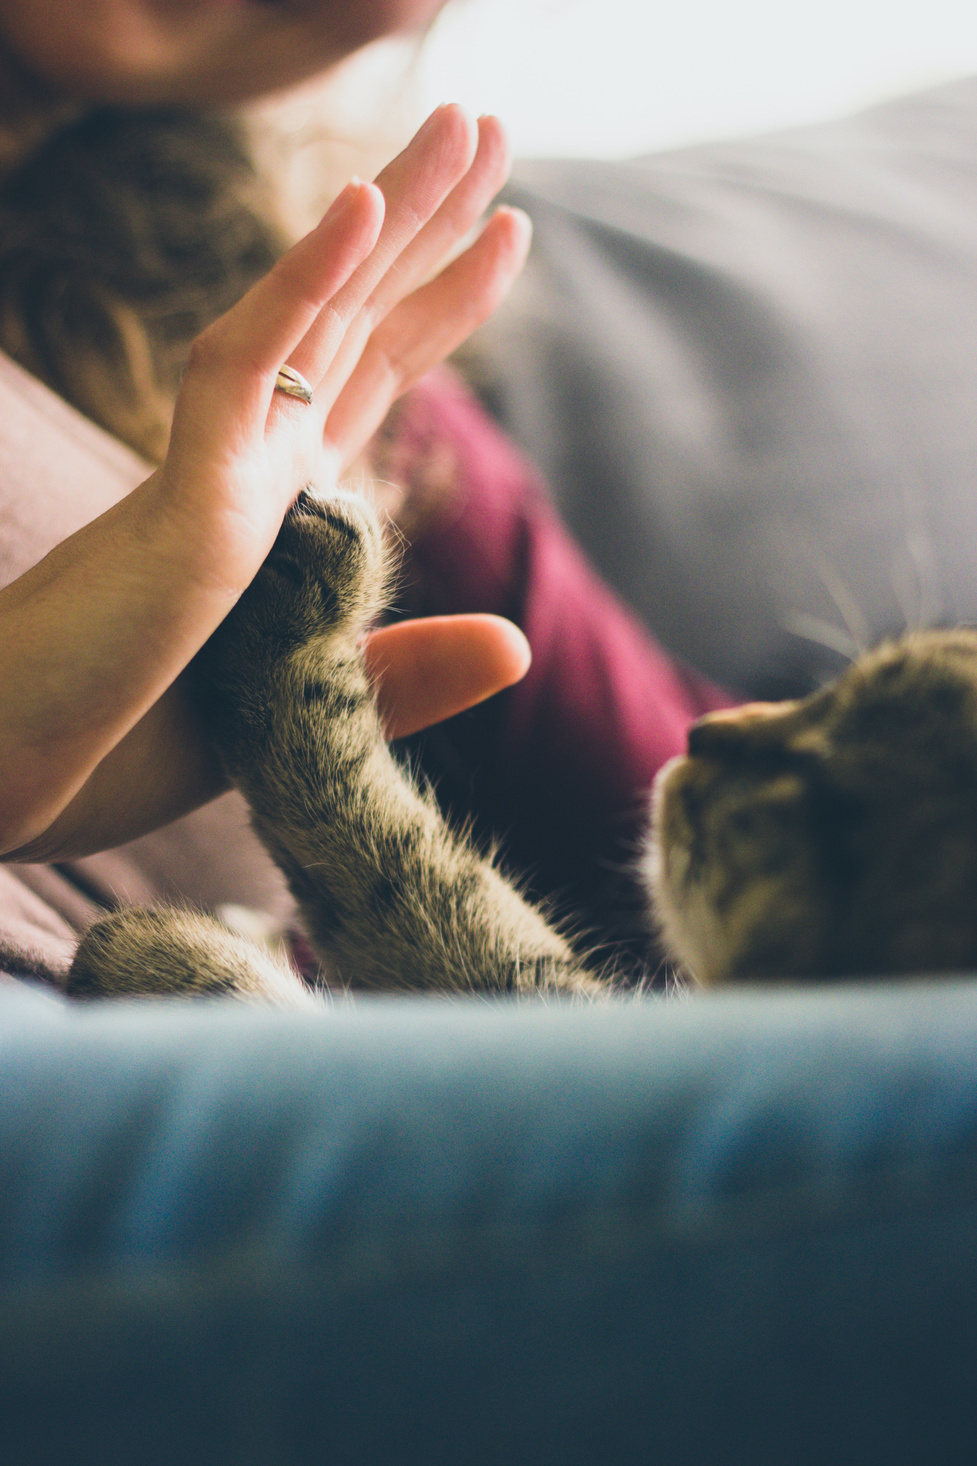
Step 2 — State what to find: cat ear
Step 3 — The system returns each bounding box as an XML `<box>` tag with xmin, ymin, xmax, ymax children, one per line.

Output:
<box><xmin>687</xmin><ymin>699</ymin><xmax>833</xmax><ymax>760</ymax></box>
<box><xmin>687</xmin><ymin>701</ymin><xmax>799</xmax><ymax>756</ymax></box>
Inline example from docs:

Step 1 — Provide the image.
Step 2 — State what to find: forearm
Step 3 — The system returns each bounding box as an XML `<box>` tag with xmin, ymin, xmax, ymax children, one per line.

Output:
<box><xmin>3</xmin><ymin>675</ymin><xmax>228</xmax><ymax>862</ymax></box>
<box><xmin>0</xmin><ymin>109</ymin><xmax>531</xmax><ymax>862</ymax></box>
<box><xmin>0</xmin><ymin>475</ymin><xmax>245</xmax><ymax>856</ymax></box>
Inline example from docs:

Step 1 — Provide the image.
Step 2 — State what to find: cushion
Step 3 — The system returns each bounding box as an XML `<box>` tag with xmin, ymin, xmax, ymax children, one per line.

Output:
<box><xmin>475</xmin><ymin>76</ymin><xmax>977</xmax><ymax>697</ymax></box>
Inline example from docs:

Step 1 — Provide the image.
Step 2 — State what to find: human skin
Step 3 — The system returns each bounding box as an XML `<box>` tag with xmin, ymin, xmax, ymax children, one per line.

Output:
<box><xmin>0</xmin><ymin>100</ymin><xmax>533</xmax><ymax>860</ymax></box>
<box><xmin>0</xmin><ymin>0</ymin><xmax>449</xmax><ymax>108</ymax></box>
<box><xmin>0</xmin><ymin>3</ymin><xmax>536</xmax><ymax>861</ymax></box>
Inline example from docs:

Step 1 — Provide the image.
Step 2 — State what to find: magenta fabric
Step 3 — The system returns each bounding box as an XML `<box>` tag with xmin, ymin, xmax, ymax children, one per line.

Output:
<box><xmin>394</xmin><ymin>372</ymin><xmax>735</xmax><ymax>962</ymax></box>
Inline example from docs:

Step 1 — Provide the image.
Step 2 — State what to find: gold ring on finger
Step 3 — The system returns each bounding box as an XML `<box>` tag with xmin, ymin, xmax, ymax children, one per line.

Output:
<box><xmin>274</xmin><ymin>364</ymin><xmax>314</xmax><ymax>405</ymax></box>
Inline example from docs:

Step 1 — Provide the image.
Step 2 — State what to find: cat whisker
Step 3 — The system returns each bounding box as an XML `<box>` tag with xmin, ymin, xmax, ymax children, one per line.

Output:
<box><xmin>784</xmin><ymin>613</ymin><xmax>861</xmax><ymax>662</ymax></box>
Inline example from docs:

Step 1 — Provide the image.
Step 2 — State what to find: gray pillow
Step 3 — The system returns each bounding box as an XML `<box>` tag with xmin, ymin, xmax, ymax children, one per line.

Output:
<box><xmin>474</xmin><ymin>77</ymin><xmax>977</xmax><ymax>697</ymax></box>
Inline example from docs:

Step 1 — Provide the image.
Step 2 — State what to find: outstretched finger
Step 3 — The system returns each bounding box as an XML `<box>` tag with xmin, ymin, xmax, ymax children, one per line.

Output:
<box><xmin>284</xmin><ymin>105</ymin><xmax>480</xmax><ymax>392</ymax></box>
<box><xmin>167</xmin><ymin>179</ymin><xmax>385</xmax><ymax>469</ymax></box>
<box><xmin>364</xmin><ymin>615</ymin><xmax>532</xmax><ymax>740</ymax></box>
<box><xmin>369</xmin><ymin>114</ymin><xmax>512</xmax><ymax>325</ymax></box>
<box><xmin>325</xmin><ymin>206</ymin><xmax>532</xmax><ymax>467</ymax></box>
<box><xmin>308</xmin><ymin>115</ymin><xmax>513</xmax><ymax>415</ymax></box>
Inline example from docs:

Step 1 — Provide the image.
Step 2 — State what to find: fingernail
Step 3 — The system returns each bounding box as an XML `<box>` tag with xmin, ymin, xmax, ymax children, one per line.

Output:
<box><xmin>321</xmin><ymin>185</ymin><xmax>351</xmax><ymax>225</ymax></box>
<box><xmin>321</xmin><ymin>177</ymin><xmax>365</xmax><ymax>226</ymax></box>
<box><xmin>418</xmin><ymin>106</ymin><xmax>444</xmax><ymax>135</ymax></box>
<box><xmin>421</xmin><ymin>102</ymin><xmax>463</xmax><ymax>132</ymax></box>
<box><xmin>495</xmin><ymin>205</ymin><xmax>533</xmax><ymax>239</ymax></box>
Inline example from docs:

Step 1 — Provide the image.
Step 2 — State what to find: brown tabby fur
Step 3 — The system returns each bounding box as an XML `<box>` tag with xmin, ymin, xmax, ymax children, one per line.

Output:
<box><xmin>647</xmin><ymin>630</ymin><xmax>977</xmax><ymax>985</ymax></box>
<box><xmin>67</xmin><ymin>490</ymin><xmax>977</xmax><ymax>1002</ymax></box>
<box><xmin>4</xmin><ymin>111</ymin><xmax>974</xmax><ymax>999</ymax></box>
<box><xmin>68</xmin><ymin>492</ymin><xmax>603</xmax><ymax>1003</ymax></box>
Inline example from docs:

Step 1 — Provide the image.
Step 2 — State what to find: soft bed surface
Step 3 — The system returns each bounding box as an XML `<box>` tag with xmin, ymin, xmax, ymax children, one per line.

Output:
<box><xmin>2</xmin><ymin>979</ymin><xmax>976</xmax><ymax>1462</ymax></box>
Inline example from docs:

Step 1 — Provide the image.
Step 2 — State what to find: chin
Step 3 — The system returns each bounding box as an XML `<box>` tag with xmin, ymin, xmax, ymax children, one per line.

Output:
<box><xmin>0</xmin><ymin>0</ymin><xmax>448</xmax><ymax>109</ymax></box>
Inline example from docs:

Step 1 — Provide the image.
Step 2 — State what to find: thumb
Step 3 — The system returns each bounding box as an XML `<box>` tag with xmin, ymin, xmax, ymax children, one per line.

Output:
<box><xmin>363</xmin><ymin>614</ymin><xmax>531</xmax><ymax>740</ymax></box>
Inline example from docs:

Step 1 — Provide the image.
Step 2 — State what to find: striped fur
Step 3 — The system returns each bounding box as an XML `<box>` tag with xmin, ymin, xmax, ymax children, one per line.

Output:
<box><xmin>68</xmin><ymin>491</ymin><xmax>604</xmax><ymax>1004</ymax></box>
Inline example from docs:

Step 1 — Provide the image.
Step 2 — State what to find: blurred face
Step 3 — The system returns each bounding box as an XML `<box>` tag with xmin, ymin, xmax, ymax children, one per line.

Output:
<box><xmin>0</xmin><ymin>0</ymin><xmax>447</xmax><ymax>106</ymax></box>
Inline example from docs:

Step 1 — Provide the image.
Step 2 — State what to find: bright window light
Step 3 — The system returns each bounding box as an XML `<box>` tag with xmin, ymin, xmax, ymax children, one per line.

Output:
<box><xmin>418</xmin><ymin>0</ymin><xmax>977</xmax><ymax>156</ymax></box>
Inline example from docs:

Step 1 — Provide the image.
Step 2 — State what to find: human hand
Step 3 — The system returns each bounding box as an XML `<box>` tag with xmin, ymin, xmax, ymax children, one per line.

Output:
<box><xmin>10</xmin><ymin>612</ymin><xmax>531</xmax><ymax>863</ymax></box>
<box><xmin>0</xmin><ymin>106</ymin><xmax>532</xmax><ymax>859</ymax></box>
<box><xmin>158</xmin><ymin>105</ymin><xmax>530</xmax><ymax>584</ymax></box>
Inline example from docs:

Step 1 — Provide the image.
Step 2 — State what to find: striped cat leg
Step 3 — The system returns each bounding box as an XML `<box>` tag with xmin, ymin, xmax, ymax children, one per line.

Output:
<box><xmin>195</xmin><ymin>491</ymin><xmax>603</xmax><ymax>998</ymax></box>
<box><xmin>66</xmin><ymin>905</ymin><xmax>319</xmax><ymax>1007</ymax></box>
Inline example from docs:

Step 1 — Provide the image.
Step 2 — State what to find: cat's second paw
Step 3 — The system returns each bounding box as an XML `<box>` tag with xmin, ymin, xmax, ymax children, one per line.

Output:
<box><xmin>66</xmin><ymin>907</ymin><xmax>320</xmax><ymax>1008</ymax></box>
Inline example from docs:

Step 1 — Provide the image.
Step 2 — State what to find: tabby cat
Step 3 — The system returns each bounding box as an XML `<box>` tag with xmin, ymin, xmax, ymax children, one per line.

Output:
<box><xmin>67</xmin><ymin>487</ymin><xmax>977</xmax><ymax>1003</ymax></box>
<box><xmin>6</xmin><ymin>114</ymin><xmax>968</xmax><ymax>1000</ymax></box>
<box><xmin>647</xmin><ymin>627</ymin><xmax>977</xmax><ymax>985</ymax></box>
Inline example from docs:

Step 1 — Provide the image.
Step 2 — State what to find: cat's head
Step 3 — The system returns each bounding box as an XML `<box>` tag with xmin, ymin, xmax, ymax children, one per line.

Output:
<box><xmin>645</xmin><ymin>629</ymin><xmax>977</xmax><ymax>985</ymax></box>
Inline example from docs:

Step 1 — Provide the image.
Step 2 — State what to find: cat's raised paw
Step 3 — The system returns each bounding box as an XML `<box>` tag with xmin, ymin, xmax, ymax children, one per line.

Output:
<box><xmin>234</xmin><ymin>488</ymin><xmax>387</xmax><ymax>653</ymax></box>
<box><xmin>195</xmin><ymin>486</ymin><xmax>388</xmax><ymax>696</ymax></box>
<box><xmin>265</xmin><ymin>488</ymin><xmax>388</xmax><ymax>644</ymax></box>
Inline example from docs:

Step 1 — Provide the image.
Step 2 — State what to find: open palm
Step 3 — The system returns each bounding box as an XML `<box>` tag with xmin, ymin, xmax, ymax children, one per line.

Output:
<box><xmin>160</xmin><ymin>105</ymin><xmax>530</xmax><ymax>591</ymax></box>
<box><xmin>0</xmin><ymin>107</ymin><xmax>533</xmax><ymax>860</ymax></box>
